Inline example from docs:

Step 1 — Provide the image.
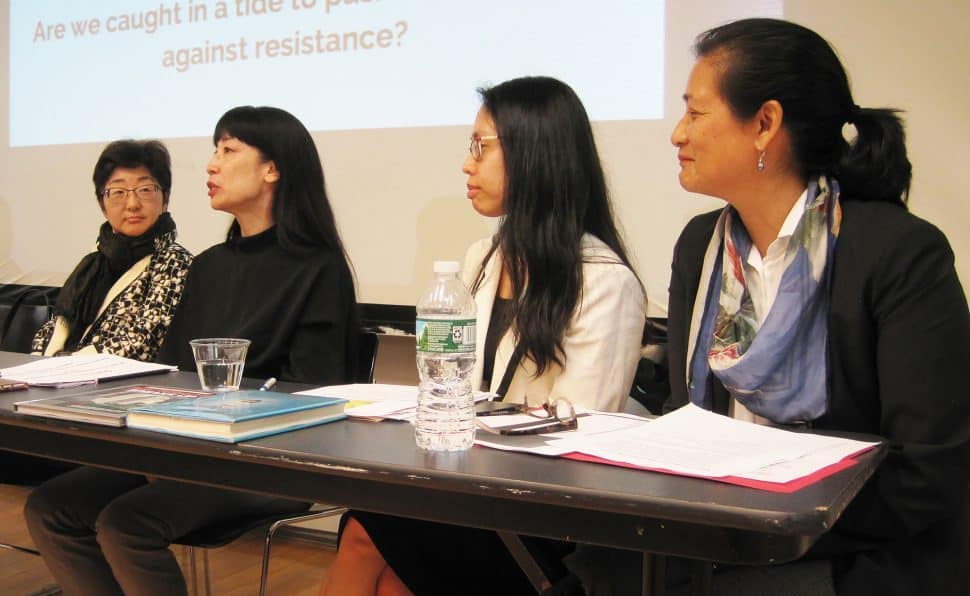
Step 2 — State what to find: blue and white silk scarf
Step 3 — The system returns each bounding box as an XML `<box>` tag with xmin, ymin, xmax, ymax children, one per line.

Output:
<box><xmin>688</xmin><ymin>176</ymin><xmax>842</xmax><ymax>423</ymax></box>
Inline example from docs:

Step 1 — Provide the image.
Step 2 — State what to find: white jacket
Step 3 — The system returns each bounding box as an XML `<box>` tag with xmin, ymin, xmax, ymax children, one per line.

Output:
<box><xmin>462</xmin><ymin>234</ymin><xmax>645</xmax><ymax>412</ymax></box>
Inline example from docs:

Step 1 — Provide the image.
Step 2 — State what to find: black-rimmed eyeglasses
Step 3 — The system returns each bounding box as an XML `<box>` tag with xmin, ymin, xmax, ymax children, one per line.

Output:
<box><xmin>469</xmin><ymin>134</ymin><xmax>499</xmax><ymax>161</ymax></box>
<box><xmin>476</xmin><ymin>397</ymin><xmax>578</xmax><ymax>436</ymax></box>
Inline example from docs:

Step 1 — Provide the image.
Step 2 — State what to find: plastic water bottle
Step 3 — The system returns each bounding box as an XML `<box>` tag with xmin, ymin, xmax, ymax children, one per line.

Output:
<box><xmin>414</xmin><ymin>261</ymin><xmax>477</xmax><ymax>451</ymax></box>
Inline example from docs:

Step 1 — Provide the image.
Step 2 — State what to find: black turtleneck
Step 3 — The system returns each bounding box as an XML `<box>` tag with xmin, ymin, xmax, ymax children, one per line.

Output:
<box><xmin>157</xmin><ymin>227</ymin><xmax>358</xmax><ymax>385</ymax></box>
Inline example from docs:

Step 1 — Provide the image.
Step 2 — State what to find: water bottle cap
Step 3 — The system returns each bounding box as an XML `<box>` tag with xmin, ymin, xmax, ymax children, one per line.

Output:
<box><xmin>433</xmin><ymin>261</ymin><xmax>460</xmax><ymax>274</ymax></box>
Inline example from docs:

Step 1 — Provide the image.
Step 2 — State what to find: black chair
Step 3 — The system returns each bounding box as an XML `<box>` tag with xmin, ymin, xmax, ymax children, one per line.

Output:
<box><xmin>355</xmin><ymin>330</ymin><xmax>378</xmax><ymax>386</ymax></box>
<box><xmin>628</xmin><ymin>317</ymin><xmax>670</xmax><ymax>415</ymax></box>
<box><xmin>0</xmin><ymin>284</ymin><xmax>58</xmax><ymax>353</ymax></box>
<box><xmin>0</xmin><ymin>284</ymin><xmax>69</xmax><ymax>578</ymax></box>
<box><xmin>0</xmin><ymin>283</ymin><xmax>79</xmax><ymax>507</ymax></box>
<box><xmin>176</xmin><ymin>331</ymin><xmax>380</xmax><ymax>596</ymax></box>
<box><xmin>0</xmin><ymin>284</ymin><xmax>80</xmax><ymax>489</ymax></box>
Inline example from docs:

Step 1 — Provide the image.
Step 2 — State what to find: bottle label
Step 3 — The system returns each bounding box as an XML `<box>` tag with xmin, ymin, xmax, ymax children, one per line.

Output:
<box><xmin>416</xmin><ymin>317</ymin><xmax>477</xmax><ymax>353</ymax></box>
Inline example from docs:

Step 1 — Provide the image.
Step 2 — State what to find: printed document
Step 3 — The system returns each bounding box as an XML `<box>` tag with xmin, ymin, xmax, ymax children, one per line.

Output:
<box><xmin>475</xmin><ymin>403</ymin><xmax>879</xmax><ymax>485</ymax></box>
<box><xmin>1</xmin><ymin>354</ymin><xmax>177</xmax><ymax>387</ymax></box>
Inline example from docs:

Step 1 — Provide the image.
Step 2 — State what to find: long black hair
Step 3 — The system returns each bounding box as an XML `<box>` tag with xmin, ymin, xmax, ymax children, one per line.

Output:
<box><xmin>475</xmin><ymin>76</ymin><xmax>640</xmax><ymax>374</ymax></box>
<box><xmin>694</xmin><ymin>18</ymin><xmax>911</xmax><ymax>207</ymax></box>
<box><xmin>212</xmin><ymin>106</ymin><xmax>355</xmax><ymax>264</ymax></box>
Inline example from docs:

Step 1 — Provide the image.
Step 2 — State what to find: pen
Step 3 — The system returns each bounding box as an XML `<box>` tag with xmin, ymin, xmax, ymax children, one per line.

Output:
<box><xmin>259</xmin><ymin>377</ymin><xmax>277</xmax><ymax>391</ymax></box>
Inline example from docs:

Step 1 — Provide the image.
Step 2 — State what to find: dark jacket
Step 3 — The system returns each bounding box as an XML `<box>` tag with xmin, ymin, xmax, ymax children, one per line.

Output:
<box><xmin>665</xmin><ymin>201</ymin><xmax>970</xmax><ymax>596</ymax></box>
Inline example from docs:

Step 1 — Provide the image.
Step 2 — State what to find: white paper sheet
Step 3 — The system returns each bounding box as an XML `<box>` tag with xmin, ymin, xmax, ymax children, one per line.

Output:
<box><xmin>474</xmin><ymin>411</ymin><xmax>649</xmax><ymax>456</ymax></box>
<box><xmin>296</xmin><ymin>384</ymin><xmax>495</xmax><ymax>421</ymax></box>
<box><xmin>474</xmin><ymin>403</ymin><xmax>879</xmax><ymax>485</ymax></box>
<box><xmin>566</xmin><ymin>404</ymin><xmax>879</xmax><ymax>482</ymax></box>
<box><xmin>0</xmin><ymin>354</ymin><xmax>177</xmax><ymax>387</ymax></box>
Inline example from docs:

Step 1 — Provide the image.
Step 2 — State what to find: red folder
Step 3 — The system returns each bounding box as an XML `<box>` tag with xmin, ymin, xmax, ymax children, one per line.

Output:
<box><xmin>563</xmin><ymin>451</ymin><xmax>864</xmax><ymax>493</ymax></box>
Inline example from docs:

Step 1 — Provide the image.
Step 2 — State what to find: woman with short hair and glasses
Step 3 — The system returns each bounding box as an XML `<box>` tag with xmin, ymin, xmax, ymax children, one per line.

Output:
<box><xmin>17</xmin><ymin>140</ymin><xmax>191</xmax><ymax>489</ymax></box>
<box><xmin>318</xmin><ymin>75</ymin><xmax>647</xmax><ymax>596</ymax></box>
<box><xmin>32</xmin><ymin>139</ymin><xmax>192</xmax><ymax>361</ymax></box>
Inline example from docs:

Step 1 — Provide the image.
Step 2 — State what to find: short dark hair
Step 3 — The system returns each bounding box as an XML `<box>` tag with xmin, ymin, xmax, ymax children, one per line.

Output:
<box><xmin>212</xmin><ymin>105</ymin><xmax>354</xmax><ymax>265</ymax></box>
<box><xmin>92</xmin><ymin>139</ymin><xmax>172</xmax><ymax>207</ymax></box>
<box><xmin>475</xmin><ymin>76</ymin><xmax>641</xmax><ymax>374</ymax></box>
<box><xmin>695</xmin><ymin>18</ymin><xmax>911</xmax><ymax>206</ymax></box>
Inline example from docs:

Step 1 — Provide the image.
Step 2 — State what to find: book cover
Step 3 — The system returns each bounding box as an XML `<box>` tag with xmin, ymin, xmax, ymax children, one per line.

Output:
<box><xmin>13</xmin><ymin>385</ymin><xmax>212</xmax><ymax>427</ymax></box>
<box><xmin>126</xmin><ymin>390</ymin><xmax>348</xmax><ymax>442</ymax></box>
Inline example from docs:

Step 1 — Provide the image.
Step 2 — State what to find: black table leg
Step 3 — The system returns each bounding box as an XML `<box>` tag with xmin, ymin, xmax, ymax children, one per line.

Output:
<box><xmin>689</xmin><ymin>559</ymin><xmax>713</xmax><ymax>596</ymax></box>
<box><xmin>642</xmin><ymin>552</ymin><xmax>666</xmax><ymax>596</ymax></box>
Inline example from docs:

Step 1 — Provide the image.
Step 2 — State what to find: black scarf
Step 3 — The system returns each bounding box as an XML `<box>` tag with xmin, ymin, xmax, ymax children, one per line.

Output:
<box><xmin>55</xmin><ymin>212</ymin><xmax>177</xmax><ymax>350</ymax></box>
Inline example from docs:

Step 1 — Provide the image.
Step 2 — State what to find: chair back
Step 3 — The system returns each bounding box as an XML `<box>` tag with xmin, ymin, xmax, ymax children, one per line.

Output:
<box><xmin>0</xmin><ymin>285</ymin><xmax>59</xmax><ymax>353</ymax></box>
<box><xmin>355</xmin><ymin>331</ymin><xmax>379</xmax><ymax>383</ymax></box>
<box><xmin>628</xmin><ymin>317</ymin><xmax>670</xmax><ymax>415</ymax></box>
<box><xmin>372</xmin><ymin>333</ymin><xmax>418</xmax><ymax>386</ymax></box>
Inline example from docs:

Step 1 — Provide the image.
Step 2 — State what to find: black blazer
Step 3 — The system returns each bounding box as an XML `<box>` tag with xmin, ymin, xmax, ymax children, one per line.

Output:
<box><xmin>665</xmin><ymin>201</ymin><xmax>970</xmax><ymax>596</ymax></box>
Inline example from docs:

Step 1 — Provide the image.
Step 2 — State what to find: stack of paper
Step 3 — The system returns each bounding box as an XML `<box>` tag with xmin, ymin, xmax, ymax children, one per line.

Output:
<box><xmin>475</xmin><ymin>403</ymin><xmax>880</xmax><ymax>492</ymax></box>
<box><xmin>476</xmin><ymin>409</ymin><xmax>645</xmax><ymax>456</ymax></box>
<box><xmin>296</xmin><ymin>384</ymin><xmax>494</xmax><ymax>422</ymax></box>
<box><xmin>1</xmin><ymin>354</ymin><xmax>178</xmax><ymax>387</ymax></box>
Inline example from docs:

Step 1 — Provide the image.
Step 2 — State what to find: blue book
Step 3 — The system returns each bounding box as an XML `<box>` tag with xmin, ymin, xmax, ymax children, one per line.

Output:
<box><xmin>126</xmin><ymin>390</ymin><xmax>348</xmax><ymax>443</ymax></box>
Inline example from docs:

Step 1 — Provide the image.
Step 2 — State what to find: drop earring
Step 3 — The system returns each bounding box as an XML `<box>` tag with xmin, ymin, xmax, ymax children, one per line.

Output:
<box><xmin>756</xmin><ymin>150</ymin><xmax>766</xmax><ymax>172</ymax></box>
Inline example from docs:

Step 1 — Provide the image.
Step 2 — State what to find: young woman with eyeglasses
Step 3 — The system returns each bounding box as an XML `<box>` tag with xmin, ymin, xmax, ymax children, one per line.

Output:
<box><xmin>32</xmin><ymin>139</ymin><xmax>192</xmax><ymax>361</ymax></box>
<box><xmin>25</xmin><ymin>106</ymin><xmax>360</xmax><ymax>596</ymax></box>
<box><xmin>319</xmin><ymin>76</ymin><xmax>647</xmax><ymax>596</ymax></box>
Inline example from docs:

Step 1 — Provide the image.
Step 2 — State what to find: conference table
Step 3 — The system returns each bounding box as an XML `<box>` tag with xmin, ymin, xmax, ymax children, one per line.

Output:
<box><xmin>0</xmin><ymin>351</ymin><xmax>886</xmax><ymax>596</ymax></box>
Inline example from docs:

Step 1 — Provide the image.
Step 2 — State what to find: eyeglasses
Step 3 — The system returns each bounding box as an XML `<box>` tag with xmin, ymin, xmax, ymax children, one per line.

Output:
<box><xmin>102</xmin><ymin>184</ymin><xmax>161</xmax><ymax>204</ymax></box>
<box><xmin>469</xmin><ymin>134</ymin><xmax>499</xmax><ymax>161</ymax></box>
<box><xmin>476</xmin><ymin>397</ymin><xmax>578</xmax><ymax>436</ymax></box>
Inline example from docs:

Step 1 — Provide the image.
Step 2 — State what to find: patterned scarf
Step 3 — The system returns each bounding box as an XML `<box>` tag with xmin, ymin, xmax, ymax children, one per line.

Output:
<box><xmin>689</xmin><ymin>176</ymin><xmax>842</xmax><ymax>423</ymax></box>
<box><xmin>55</xmin><ymin>212</ymin><xmax>177</xmax><ymax>350</ymax></box>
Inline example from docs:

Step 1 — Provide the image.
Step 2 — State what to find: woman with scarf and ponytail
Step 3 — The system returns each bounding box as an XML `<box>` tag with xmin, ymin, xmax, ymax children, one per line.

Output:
<box><xmin>560</xmin><ymin>18</ymin><xmax>969</xmax><ymax>596</ymax></box>
<box><xmin>32</xmin><ymin>139</ymin><xmax>191</xmax><ymax>361</ymax></box>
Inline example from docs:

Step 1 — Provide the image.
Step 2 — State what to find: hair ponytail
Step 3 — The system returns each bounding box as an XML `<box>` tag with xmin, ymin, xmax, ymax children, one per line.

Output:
<box><xmin>695</xmin><ymin>19</ymin><xmax>912</xmax><ymax>208</ymax></box>
<box><xmin>839</xmin><ymin>107</ymin><xmax>911</xmax><ymax>207</ymax></box>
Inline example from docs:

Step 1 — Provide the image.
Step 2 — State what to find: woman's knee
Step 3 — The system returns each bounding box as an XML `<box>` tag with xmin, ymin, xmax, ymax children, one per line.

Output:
<box><xmin>95</xmin><ymin>498</ymin><xmax>169</xmax><ymax>555</ymax></box>
<box><xmin>376</xmin><ymin>564</ymin><xmax>412</xmax><ymax>596</ymax></box>
<box><xmin>23</xmin><ymin>482</ymin><xmax>67</xmax><ymax>534</ymax></box>
<box><xmin>339</xmin><ymin>517</ymin><xmax>383</xmax><ymax>559</ymax></box>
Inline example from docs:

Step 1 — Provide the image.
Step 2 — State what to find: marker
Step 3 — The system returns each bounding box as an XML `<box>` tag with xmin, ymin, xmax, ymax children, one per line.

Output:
<box><xmin>258</xmin><ymin>377</ymin><xmax>277</xmax><ymax>391</ymax></box>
